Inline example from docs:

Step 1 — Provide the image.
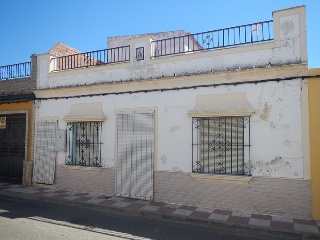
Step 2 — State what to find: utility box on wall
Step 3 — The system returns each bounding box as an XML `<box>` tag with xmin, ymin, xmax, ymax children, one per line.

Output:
<box><xmin>56</xmin><ymin>130</ymin><xmax>66</xmax><ymax>151</ymax></box>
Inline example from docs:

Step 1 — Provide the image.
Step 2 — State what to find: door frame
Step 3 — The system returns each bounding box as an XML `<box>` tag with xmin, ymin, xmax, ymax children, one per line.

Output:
<box><xmin>0</xmin><ymin>110</ymin><xmax>29</xmax><ymax>182</ymax></box>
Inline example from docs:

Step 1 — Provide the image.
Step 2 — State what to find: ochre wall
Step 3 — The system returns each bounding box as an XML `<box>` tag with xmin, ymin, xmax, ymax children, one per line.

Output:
<box><xmin>0</xmin><ymin>101</ymin><xmax>33</xmax><ymax>161</ymax></box>
<box><xmin>308</xmin><ymin>68</ymin><xmax>320</xmax><ymax>220</ymax></box>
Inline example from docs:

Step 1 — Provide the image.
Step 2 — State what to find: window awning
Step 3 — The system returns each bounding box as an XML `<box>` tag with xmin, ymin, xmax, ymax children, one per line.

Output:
<box><xmin>188</xmin><ymin>93</ymin><xmax>254</xmax><ymax>117</ymax></box>
<box><xmin>64</xmin><ymin>102</ymin><xmax>106</xmax><ymax>122</ymax></box>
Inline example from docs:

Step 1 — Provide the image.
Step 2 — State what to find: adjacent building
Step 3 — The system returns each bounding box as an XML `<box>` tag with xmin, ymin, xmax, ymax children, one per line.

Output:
<box><xmin>0</xmin><ymin>56</ymin><xmax>36</xmax><ymax>185</ymax></box>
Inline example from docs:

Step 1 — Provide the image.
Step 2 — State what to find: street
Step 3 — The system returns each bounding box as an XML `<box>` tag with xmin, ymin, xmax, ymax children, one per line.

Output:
<box><xmin>0</xmin><ymin>194</ymin><xmax>289</xmax><ymax>240</ymax></box>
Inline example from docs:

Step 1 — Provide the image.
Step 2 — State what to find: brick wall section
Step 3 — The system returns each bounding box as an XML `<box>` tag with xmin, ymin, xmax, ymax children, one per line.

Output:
<box><xmin>154</xmin><ymin>171</ymin><xmax>312</xmax><ymax>219</ymax></box>
<box><xmin>53</xmin><ymin>165</ymin><xmax>115</xmax><ymax>195</ymax></box>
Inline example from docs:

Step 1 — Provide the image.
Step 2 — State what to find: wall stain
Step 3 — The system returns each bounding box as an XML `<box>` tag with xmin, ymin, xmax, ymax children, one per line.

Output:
<box><xmin>170</xmin><ymin>126</ymin><xmax>179</xmax><ymax>133</ymax></box>
<box><xmin>281</xmin><ymin>20</ymin><xmax>294</xmax><ymax>36</ymax></box>
<box><xmin>260</xmin><ymin>102</ymin><xmax>271</xmax><ymax>121</ymax></box>
<box><xmin>251</xmin><ymin>156</ymin><xmax>292</xmax><ymax>177</ymax></box>
<box><xmin>161</xmin><ymin>155</ymin><xmax>167</xmax><ymax>164</ymax></box>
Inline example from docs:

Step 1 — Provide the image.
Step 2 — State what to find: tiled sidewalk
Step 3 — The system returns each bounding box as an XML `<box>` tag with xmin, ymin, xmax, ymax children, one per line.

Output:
<box><xmin>0</xmin><ymin>182</ymin><xmax>319</xmax><ymax>239</ymax></box>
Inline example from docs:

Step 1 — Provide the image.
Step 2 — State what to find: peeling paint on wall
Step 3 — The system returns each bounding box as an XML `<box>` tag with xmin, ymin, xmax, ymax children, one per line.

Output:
<box><xmin>251</xmin><ymin>156</ymin><xmax>293</xmax><ymax>176</ymax></box>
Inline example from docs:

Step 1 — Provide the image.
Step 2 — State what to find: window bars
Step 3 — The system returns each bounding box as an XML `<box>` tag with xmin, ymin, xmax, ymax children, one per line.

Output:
<box><xmin>66</xmin><ymin>122</ymin><xmax>102</xmax><ymax>167</ymax></box>
<box><xmin>192</xmin><ymin>117</ymin><xmax>251</xmax><ymax>175</ymax></box>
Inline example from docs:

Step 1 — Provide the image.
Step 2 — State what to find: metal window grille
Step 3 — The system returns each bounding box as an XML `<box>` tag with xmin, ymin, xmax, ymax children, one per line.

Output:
<box><xmin>66</xmin><ymin>122</ymin><xmax>102</xmax><ymax>167</ymax></box>
<box><xmin>192</xmin><ymin>116</ymin><xmax>251</xmax><ymax>175</ymax></box>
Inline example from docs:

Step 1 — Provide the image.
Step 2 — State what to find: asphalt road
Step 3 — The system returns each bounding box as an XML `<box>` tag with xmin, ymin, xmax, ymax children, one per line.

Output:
<box><xmin>0</xmin><ymin>194</ymin><xmax>289</xmax><ymax>240</ymax></box>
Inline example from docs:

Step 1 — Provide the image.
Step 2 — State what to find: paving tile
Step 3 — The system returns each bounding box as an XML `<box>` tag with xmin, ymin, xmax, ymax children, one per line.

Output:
<box><xmin>134</xmin><ymin>200</ymin><xmax>150</xmax><ymax>205</ymax></box>
<box><xmin>64</xmin><ymin>195</ymin><xmax>81</xmax><ymax>200</ymax></box>
<box><xmin>173</xmin><ymin>209</ymin><xmax>193</xmax><ymax>217</ymax></box>
<box><xmin>74</xmin><ymin>193</ymin><xmax>90</xmax><ymax>197</ymax></box>
<box><xmin>208</xmin><ymin>213</ymin><xmax>230</xmax><ymax>222</ymax></box>
<box><xmin>112</xmin><ymin>201</ymin><xmax>132</xmax><ymax>208</ymax></box>
<box><xmin>228</xmin><ymin>216</ymin><xmax>249</xmax><ymax>225</ymax></box>
<box><xmin>164</xmin><ymin>203</ymin><xmax>181</xmax><ymax>209</ymax></box>
<box><xmin>251</xmin><ymin>214</ymin><xmax>272</xmax><ymax>220</ymax></box>
<box><xmin>96</xmin><ymin>195</ymin><xmax>111</xmax><ymax>199</ymax></box>
<box><xmin>41</xmin><ymin>192</ymin><xmax>61</xmax><ymax>197</ymax></box>
<box><xmin>124</xmin><ymin>203</ymin><xmax>145</xmax><ymax>211</ymax></box>
<box><xmin>7</xmin><ymin>185</ymin><xmax>21</xmax><ymax>188</ymax></box>
<box><xmin>42</xmin><ymin>188</ymin><xmax>59</xmax><ymax>193</ymax></box>
<box><xmin>179</xmin><ymin>205</ymin><xmax>197</xmax><ymax>211</ymax></box>
<box><xmin>149</xmin><ymin>202</ymin><xmax>166</xmax><ymax>207</ymax></box>
<box><xmin>213</xmin><ymin>209</ymin><xmax>232</xmax><ymax>215</ymax></box>
<box><xmin>231</xmin><ymin>211</ymin><xmax>252</xmax><ymax>218</ymax></box>
<box><xmin>293</xmin><ymin>218</ymin><xmax>317</xmax><ymax>225</ymax></box>
<box><xmin>7</xmin><ymin>188</ymin><xmax>39</xmax><ymax>194</ymax></box>
<box><xmin>54</xmin><ymin>190</ymin><xmax>70</xmax><ymax>194</ymax></box>
<box><xmin>74</xmin><ymin>197</ymin><xmax>92</xmax><ymax>203</ymax></box>
<box><xmin>86</xmin><ymin>198</ymin><xmax>106</xmax><ymax>204</ymax></box>
<box><xmin>270</xmin><ymin>221</ymin><xmax>294</xmax><ymax>231</ymax></box>
<box><xmin>100</xmin><ymin>200</ymin><xmax>118</xmax><ymax>207</ymax></box>
<box><xmin>108</xmin><ymin>197</ymin><xmax>125</xmax><ymax>202</ymax></box>
<box><xmin>189</xmin><ymin>211</ymin><xmax>211</xmax><ymax>220</ymax></box>
<box><xmin>121</xmin><ymin>198</ymin><xmax>137</xmax><ymax>203</ymax></box>
<box><xmin>140</xmin><ymin>205</ymin><xmax>160</xmax><ymax>212</ymax></box>
<box><xmin>195</xmin><ymin>207</ymin><xmax>214</xmax><ymax>213</ymax></box>
<box><xmin>294</xmin><ymin>223</ymin><xmax>320</xmax><ymax>234</ymax></box>
<box><xmin>156</xmin><ymin>207</ymin><xmax>176</xmax><ymax>214</ymax></box>
<box><xmin>248</xmin><ymin>218</ymin><xmax>271</xmax><ymax>228</ymax></box>
<box><xmin>272</xmin><ymin>215</ymin><xmax>293</xmax><ymax>223</ymax></box>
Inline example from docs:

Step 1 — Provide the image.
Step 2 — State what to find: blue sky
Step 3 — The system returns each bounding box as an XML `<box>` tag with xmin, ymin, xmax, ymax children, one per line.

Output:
<box><xmin>0</xmin><ymin>0</ymin><xmax>319</xmax><ymax>68</ymax></box>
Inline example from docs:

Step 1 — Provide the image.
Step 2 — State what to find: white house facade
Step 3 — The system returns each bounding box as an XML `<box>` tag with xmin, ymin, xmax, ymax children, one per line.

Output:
<box><xmin>33</xmin><ymin>6</ymin><xmax>310</xmax><ymax>218</ymax></box>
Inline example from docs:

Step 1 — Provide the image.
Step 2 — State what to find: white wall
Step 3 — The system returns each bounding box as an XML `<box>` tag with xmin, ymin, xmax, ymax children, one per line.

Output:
<box><xmin>37</xmin><ymin>78</ymin><xmax>304</xmax><ymax>179</ymax></box>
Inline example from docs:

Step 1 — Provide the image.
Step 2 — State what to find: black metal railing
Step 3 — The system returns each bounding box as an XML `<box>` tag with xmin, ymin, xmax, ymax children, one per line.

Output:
<box><xmin>0</xmin><ymin>62</ymin><xmax>31</xmax><ymax>80</ymax></box>
<box><xmin>152</xmin><ymin>20</ymin><xmax>273</xmax><ymax>57</ymax></box>
<box><xmin>192</xmin><ymin>116</ymin><xmax>251</xmax><ymax>175</ymax></box>
<box><xmin>52</xmin><ymin>45</ymin><xmax>130</xmax><ymax>71</ymax></box>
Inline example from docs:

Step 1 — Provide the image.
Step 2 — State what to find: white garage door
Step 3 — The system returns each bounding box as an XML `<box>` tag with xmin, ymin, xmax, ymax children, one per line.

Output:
<box><xmin>115</xmin><ymin>111</ymin><xmax>154</xmax><ymax>200</ymax></box>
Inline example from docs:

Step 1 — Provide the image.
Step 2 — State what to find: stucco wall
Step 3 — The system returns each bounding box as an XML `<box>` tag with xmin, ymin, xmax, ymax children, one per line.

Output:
<box><xmin>37</xmin><ymin>78</ymin><xmax>305</xmax><ymax>179</ymax></box>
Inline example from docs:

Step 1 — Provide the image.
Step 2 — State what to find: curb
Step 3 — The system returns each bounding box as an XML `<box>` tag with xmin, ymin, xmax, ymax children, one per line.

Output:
<box><xmin>0</xmin><ymin>188</ymin><xmax>319</xmax><ymax>240</ymax></box>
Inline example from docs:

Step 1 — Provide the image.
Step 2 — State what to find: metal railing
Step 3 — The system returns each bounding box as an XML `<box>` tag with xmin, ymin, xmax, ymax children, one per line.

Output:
<box><xmin>152</xmin><ymin>20</ymin><xmax>273</xmax><ymax>57</ymax></box>
<box><xmin>0</xmin><ymin>62</ymin><xmax>31</xmax><ymax>80</ymax></box>
<box><xmin>52</xmin><ymin>45</ymin><xmax>130</xmax><ymax>71</ymax></box>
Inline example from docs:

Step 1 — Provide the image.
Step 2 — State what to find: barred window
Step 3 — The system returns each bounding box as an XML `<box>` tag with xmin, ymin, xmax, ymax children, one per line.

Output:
<box><xmin>192</xmin><ymin>116</ymin><xmax>251</xmax><ymax>175</ymax></box>
<box><xmin>66</xmin><ymin>122</ymin><xmax>102</xmax><ymax>167</ymax></box>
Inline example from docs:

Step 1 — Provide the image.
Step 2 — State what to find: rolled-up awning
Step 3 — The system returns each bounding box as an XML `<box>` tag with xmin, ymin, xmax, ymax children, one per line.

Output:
<box><xmin>188</xmin><ymin>92</ymin><xmax>254</xmax><ymax>117</ymax></box>
<box><xmin>64</xmin><ymin>102</ymin><xmax>106</xmax><ymax>122</ymax></box>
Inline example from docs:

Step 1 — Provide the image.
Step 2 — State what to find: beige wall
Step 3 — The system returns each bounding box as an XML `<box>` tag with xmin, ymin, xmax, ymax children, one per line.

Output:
<box><xmin>308</xmin><ymin>68</ymin><xmax>320</xmax><ymax>220</ymax></box>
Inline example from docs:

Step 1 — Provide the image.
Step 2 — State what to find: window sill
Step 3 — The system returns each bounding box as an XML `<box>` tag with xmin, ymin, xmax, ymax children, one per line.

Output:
<box><xmin>64</xmin><ymin>165</ymin><xmax>102</xmax><ymax>172</ymax></box>
<box><xmin>190</xmin><ymin>173</ymin><xmax>252</xmax><ymax>184</ymax></box>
